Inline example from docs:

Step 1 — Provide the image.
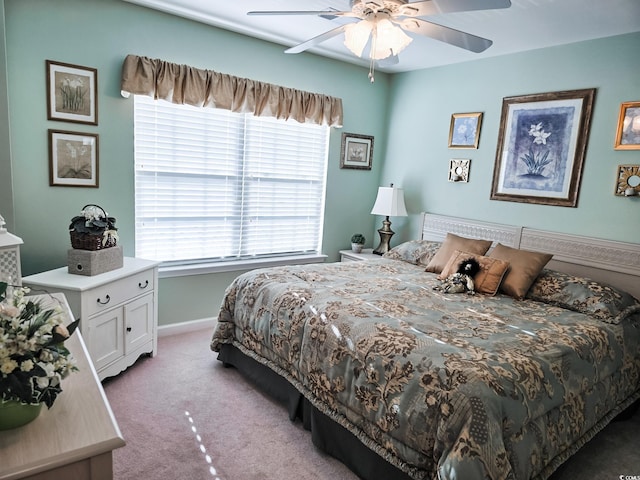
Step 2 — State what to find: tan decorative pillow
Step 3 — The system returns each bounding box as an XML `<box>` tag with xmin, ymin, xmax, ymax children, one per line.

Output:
<box><xmin>425</xmin><ymin>233</ymin><xmax>492</xmax><ymax>274</ymax></box>
<box><xmin>438</xmin><ymin>250</ymin><xmax>510</xmax><ymax>296</ymax></box>
<box><xmin>489</xmin><ymin>243</ymin><xmax>553</xmax><ymax>299</ymax></box>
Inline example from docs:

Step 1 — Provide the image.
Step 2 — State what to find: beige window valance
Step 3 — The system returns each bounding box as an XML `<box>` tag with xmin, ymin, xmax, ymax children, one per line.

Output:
<box><xmin>120</xmin><ymin>54</ymin><xmax>343</xmax><ymax>127</ymax></box>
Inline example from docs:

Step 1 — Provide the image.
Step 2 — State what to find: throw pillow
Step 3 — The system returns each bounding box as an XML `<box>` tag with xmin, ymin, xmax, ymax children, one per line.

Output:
<box><xmin>425</xmin><ymin>233</ymin><xmax>492</xmax><ymax>274</ymax></box>
<box><xmin>383</xmin><ymin>240</ymin><xmax>442</xmax><ymax>266</ymax></box>
<box><xmin>489</xmin><ymin>243</ymin><xmax>553</xmax><ymax>299</ymax></box>
<box><xmin>439</xmin><ymin>250</ymin><xmax>510</xmax><ymax>295</ymax></box>
<box><xmin>526</xmin><ymin>269</ymin><xmax>640</xmax><ymax>324</ymax></box>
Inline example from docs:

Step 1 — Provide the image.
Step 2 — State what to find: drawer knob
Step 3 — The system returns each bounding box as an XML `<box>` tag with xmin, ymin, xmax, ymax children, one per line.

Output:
<box><xmin>97</xmin><ymin>295</ymin><xmax>111</xmax><ymax>305</ymax></box>
<box><xmin>126</xmin><ymin>326</ymin><xmax>132</xmax><ymax>332</ymax></box>
<box><xmin>138</xmin><ymin>280</ymin><xmax>149</xmax><ymax>289</ymax></box>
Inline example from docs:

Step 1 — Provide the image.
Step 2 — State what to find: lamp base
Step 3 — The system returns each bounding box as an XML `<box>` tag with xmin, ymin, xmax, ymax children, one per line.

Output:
<box><xmin>373</xmin><ymin>217</ymin><xmax>395</xmax><ymax>255</ymax></box>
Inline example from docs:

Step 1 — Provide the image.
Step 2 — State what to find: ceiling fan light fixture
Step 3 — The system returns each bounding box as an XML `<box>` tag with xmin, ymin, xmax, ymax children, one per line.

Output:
<box><xmin>344</xmin><ymin>19</ymin><xmax>373</xmax><ymax>57</ymax></box>
<box><xmin>372</xmin><ymin>18</ymin><xmax>412</xmax><ymax>59</ymax></box>
<box><xmin>344</xmin><ymin>13</ymin><xmax>412</xmax><ymax>61</ymax></box>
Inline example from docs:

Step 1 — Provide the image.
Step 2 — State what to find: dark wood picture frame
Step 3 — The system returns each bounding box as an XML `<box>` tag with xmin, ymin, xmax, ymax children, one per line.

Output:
<box><xmin>46</xmin><ymin>60</ymin><xmax>98</xmax><ymax>125</ymax></box>
<box><xmin>49</xmin><ymin>129</ymin><xmax>99</xmax><ymax>187</ymax></box>
<box><xmin>340</xmin><ymin>133</ymin><xmax>374</xmax><ymax>170</ymax></box>
<box><xmin>491</xmin><ymin>88</ymin><xmax>595</xmax><ymax>207</ymax></box>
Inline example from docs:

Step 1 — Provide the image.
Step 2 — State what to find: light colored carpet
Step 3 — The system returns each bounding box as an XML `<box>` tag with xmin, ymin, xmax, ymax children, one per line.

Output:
<box><xmin>103</xmin><ymin>328</ymin><xmax>640</xmax><ymax>480</ymax></box>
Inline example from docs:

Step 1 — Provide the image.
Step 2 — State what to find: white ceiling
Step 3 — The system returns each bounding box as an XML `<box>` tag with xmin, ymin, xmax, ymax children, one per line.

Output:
<box><xmin>123</xmin><ymin>0</ymin><xmax>640</xmax><ymax>73</ymax></box>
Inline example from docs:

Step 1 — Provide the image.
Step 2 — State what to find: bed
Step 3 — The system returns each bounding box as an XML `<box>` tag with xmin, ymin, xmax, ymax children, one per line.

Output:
<box><xmin>210</xmin><ymin>213</ymin><xmax>640</xmax><ymax>480</ymax></box>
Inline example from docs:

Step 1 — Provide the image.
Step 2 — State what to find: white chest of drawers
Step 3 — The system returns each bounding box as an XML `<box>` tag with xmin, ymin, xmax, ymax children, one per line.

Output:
<box><xmin>23</xmin><ymin>257</ymin><xmax>160</xmax><ymax>380</ymax></box>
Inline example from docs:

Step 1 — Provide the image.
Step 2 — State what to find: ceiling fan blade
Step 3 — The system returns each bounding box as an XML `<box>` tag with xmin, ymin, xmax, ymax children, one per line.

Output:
<box><xmin>400</xmin><ymin>18</ymin><xmax>492</xmax><ymax>52</ymax></box>
<box><xmin>285</xmin><ymin>25</ymin><xmax>348</xmax><ymax>54</ymax></box>
<box><xmin>248</xmin><ymin>10</ymin><xmax>356</xmax><ymax>17</ymax></box>
<box><xmin>400</xmin><ymin>0</ymin><xmax>511</xmax><ymax>17</ymax></box>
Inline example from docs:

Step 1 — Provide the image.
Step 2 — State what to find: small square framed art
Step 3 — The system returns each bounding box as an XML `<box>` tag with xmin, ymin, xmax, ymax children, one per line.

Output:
<box><xmin>49</xmin><ymin>129</ymin><xmax>99</xmax><ymax>187</ymax></box>
<box><xmin>340</xmin><ymin>133</ymin><xmax>374</xmax><ymax>170</ymax></box>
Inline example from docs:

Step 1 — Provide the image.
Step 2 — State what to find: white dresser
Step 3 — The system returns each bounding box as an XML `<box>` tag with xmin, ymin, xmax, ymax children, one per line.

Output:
<box><xmin>23</xmin><ymin>257</ymin><xmax>160</xmax><ymax>380</ymax></box>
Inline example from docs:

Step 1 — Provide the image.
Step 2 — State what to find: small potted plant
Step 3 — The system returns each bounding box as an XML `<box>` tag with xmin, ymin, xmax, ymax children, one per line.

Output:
<box><xmin>350</xmin><ymin>233</ymin><xmax>366</xmax><ymax>253</ymax></box>
<box><xmin>69</xmin><ymin>204</ymin><xmax>118</xmax><ymax>251</ymax></box>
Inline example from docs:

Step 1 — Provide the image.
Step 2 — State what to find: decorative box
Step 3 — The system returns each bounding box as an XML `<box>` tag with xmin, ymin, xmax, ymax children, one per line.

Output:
<box><xmin>67</xmin><ymin>245</ymin><xmax>123</xmax><ymax>276</ymax></box>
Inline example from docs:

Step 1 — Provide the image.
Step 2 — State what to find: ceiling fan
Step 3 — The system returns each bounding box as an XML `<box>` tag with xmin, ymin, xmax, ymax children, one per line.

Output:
<box><xmin>249</xmin><ymin>0</ymin><xmax>511</xmax><ymax>80</ymax></box>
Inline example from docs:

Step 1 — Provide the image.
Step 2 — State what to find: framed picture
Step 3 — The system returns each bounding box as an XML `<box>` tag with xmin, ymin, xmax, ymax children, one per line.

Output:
<box><xmin>614</xmin><ymin>164</ymin><xmax>640</xmax><ymax>196</ymax></box>
<box><xmin>448</xmin><ymin>159</ymin><xmax>470</xmax><ymax>183</ymax></box>
<box><xmin>46</xmin><ymin>60</ymin><xmax>98</xmax><ymax>125</ymax></box>
<box><xmin>448</xmin><ymin>112</ymin><xmax>482</xmax><ymax>148</ymax></box>
<box><xmin>340</xmin><ymin>133</ymin><xmax>374</xmax><ymax>170</ymax></box>
<box><xmin>614</xmin><ymin>101</ymin><xmax>640</xmax><ymax>150</ymax></box>
<box><xmin>48</xmin><ymin>130</ymin><xmax>99</xmax><ymax>187</ymax></box>
<box><xmin>490</xmin><ymin>88</ymin><xmax>595</xmax><ymax>207</ymax></box>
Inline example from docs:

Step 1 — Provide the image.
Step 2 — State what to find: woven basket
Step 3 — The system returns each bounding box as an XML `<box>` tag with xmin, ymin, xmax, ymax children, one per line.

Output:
<box><xmin>70</xmin><ymin>231</ymin><xmax>116</xmax><ymax>251</ymax></box>
<box><xmin>69</xmin><ymin>204</ymin><xmax>117</xmax><ymax>251</ymax></box>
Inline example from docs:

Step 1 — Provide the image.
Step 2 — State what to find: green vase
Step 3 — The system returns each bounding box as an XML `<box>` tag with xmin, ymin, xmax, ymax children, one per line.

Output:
<box><xmin>0</xmin><ymin>400</ymin><xmax>43</xmax><ymax>430</ymax></box>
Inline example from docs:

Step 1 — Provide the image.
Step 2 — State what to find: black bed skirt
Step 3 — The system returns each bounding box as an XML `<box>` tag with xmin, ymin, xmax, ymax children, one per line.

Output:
<box><xmin>217</xmin><ymin>344</ymin><xmax>414</xmax><ymax>480</ymax></box>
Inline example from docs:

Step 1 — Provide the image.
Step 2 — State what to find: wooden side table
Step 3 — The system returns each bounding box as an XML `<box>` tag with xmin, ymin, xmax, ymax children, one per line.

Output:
<box><xmin>0</xmin><ymin>294</ymin><xmax>125</xmax><ymax>480</ymax></box>
<box><xmin>339</xmin><ymin>248</ymin><xmax>380</xmax><ymax>262</ymax></box>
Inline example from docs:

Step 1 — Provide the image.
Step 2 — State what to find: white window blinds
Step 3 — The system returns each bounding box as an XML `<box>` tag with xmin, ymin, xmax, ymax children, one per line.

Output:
<box><xmin>134</xmin><ymin>95</ymin><xmax>329</xmax><ymax>264</ymax></box>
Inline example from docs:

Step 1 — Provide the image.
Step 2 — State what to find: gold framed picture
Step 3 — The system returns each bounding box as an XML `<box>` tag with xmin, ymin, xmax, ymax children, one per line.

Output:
<box><xmin>614</xmin><ymin>101</ymin><xmax>640</xmax><ymax>150</ymax></box>
<box><xmin>448</xmin><ymin>112</ymin><xmax>482</xmax><ymax>149</ymax></box>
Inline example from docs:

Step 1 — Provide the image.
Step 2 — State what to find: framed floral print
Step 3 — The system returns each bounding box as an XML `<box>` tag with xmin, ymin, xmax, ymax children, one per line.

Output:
<box><xmin>614</xmin><ymin>101</ymin><xmax>640</xmax><ymax>150</ymax></box>
<box><xmin>448</xmin><ymin>112</ymin><xmax>482</xmax><ymax>148</ymax></box>
<box><xmin>491</xmin><ymin>88</ymin><xmax>596</xmax><ymax>207</ymax></box>
<box><xmin>48</xmin><ymin>130</ymin><xmax>99</xmax><ymax>187</ymax></box>
<box><xmin>340</xmin><ymin>133</ymin><xmax>373</xmax><ymax>170</ymax></box>
<box><xmin>46</xmin><ymin>60</ymin><xmax>98</xmax><ymax>125</ymax></box>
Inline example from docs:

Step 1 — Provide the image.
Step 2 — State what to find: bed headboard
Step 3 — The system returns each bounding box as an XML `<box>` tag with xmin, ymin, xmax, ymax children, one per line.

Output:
<box><xmin>421</xmin><ymin>213</ymin><xmax>640</xmax><ymax>300</ymax></box>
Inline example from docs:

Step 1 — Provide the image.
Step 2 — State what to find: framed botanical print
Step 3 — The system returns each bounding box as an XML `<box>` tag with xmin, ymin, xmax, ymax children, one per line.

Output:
<box><xmin>448</xmin><ymin>112</ymin><xmax>482</xmax><ymax>148</ymax></box>
<box><xmin>49</xmin><ymin>130</ymin><xmax>99</xmax><ymax>187</ymax></box>
<box><xmin>340</xmin><ymin>133</ymin><xmax>374</xmax><ymax>170</ymax></box>
<box><xmin>490</xmin><ymin>88</ymin><xmax>595</xmax><ymax>207</ymax></box>
<box><xmin>46</xmin><ymin>60</ymin><xmax>98</xmax><ymax>125</ymax></box>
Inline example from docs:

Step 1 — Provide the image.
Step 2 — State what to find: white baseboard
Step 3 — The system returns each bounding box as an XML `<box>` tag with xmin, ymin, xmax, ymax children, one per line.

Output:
<box><xmin>158</xmin><ymin>317</ymin><xmax>217</xmax><ymax>337</ymax></box>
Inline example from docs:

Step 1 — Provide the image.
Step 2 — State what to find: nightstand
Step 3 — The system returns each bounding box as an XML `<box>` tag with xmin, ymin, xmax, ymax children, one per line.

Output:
<box><xmin>23</xmin><ymin>257</ymin><xmax>159</xmax><ymax>381</ymax></box>
<box><xmin>339</xmin><ymin>248</ymin><xmax>380</xmax><ymax>262</ymax></box>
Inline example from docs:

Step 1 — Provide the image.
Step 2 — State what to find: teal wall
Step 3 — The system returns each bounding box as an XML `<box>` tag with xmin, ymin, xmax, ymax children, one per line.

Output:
<box><xmin>0</xmin><ymin>2</ymin><xmax>13</xmax><ymax>229</ymax></box>
<box><xmin>382</xmin><ymin>32</ymin><xmax>640</xmax><ymax>242</ymax></box>
<box><xmin>2</xmin><ymin>0</ymin><xmax>639</xmax><ymax>326</ymax></box>
<box><xmin>1</xmin><ymin>0</ymin><xmax>390</xmax><ymax>325</ymax></box>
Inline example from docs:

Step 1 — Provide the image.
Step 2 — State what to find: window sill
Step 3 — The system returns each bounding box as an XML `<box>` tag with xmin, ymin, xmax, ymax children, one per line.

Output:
<box><xmin>158</xmin><ymin>254</ymin><xmax>328</xmax><ymax>279</ymax></box>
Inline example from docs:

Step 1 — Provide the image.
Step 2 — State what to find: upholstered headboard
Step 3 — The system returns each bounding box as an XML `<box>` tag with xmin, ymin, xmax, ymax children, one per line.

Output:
<box><xmin>421</xmin><ymin>213</ymin><xmax>640</xmax><ymax>300</ymax></box>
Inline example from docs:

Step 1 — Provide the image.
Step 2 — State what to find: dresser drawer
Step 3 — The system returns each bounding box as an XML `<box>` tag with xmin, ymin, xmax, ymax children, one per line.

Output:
<box><xmin>84</xmin><ymin>269</ymin><xmax>155</xmax><ymax>317</ymax></box>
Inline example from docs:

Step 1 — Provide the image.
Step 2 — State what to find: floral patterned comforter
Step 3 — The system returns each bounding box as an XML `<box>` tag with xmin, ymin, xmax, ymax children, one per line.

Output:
<box><xmin>210</xmin><ymin>258</ymin><xmax>640</xmax><ymax>480</ymax></box>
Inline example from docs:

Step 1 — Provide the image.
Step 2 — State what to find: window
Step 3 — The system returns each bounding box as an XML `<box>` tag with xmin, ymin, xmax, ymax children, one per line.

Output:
<box><xmin>134</xmin><ymin>96</ymin><xmax>330</xmax><ymax>267</ymax></box>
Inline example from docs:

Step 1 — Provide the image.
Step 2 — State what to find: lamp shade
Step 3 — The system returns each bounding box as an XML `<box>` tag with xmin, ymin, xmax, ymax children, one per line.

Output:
<box><xmin>344</xmin><ymin>14</ymin><xmax>413</xmax><ymax>60</ymax></box>
<box><xmin>344</xmin><ymin>20</ymin><xmax>374</xmax><ymax>57</ymax></box>
<box><xmin>372</xmin><ymin>19</ymin><xmax>412</xmax><ymax>60</ymax></box>
<box><xmin>370</xmin><ymin>186</ymin><xmax>408</xmax><ymax>217</ymax></box>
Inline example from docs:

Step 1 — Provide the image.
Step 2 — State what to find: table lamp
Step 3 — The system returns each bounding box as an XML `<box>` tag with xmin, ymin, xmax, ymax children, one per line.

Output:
<box><xmin>370</xmin><ymin>183</ymin><xmax>407</xmax><ymax>255</ymax></box>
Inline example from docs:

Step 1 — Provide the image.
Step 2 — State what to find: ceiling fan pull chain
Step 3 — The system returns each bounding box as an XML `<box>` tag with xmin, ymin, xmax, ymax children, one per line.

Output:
<box><xmin>369</xmin><ymin>27</ymin><xmax>377</xmax><ymax>83</ymax></box>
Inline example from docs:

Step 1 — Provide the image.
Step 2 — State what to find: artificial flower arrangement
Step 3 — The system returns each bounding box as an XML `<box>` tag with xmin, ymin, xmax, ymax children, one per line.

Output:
<box><xmin>0</xmin><ymin>282</ymin><xmax>79</xmax><ymax>408</ymax></box>
<box><xmin>69</xmin><ymin>204</ymin><xmax>118</xmax><ymax>250</ymax></box>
